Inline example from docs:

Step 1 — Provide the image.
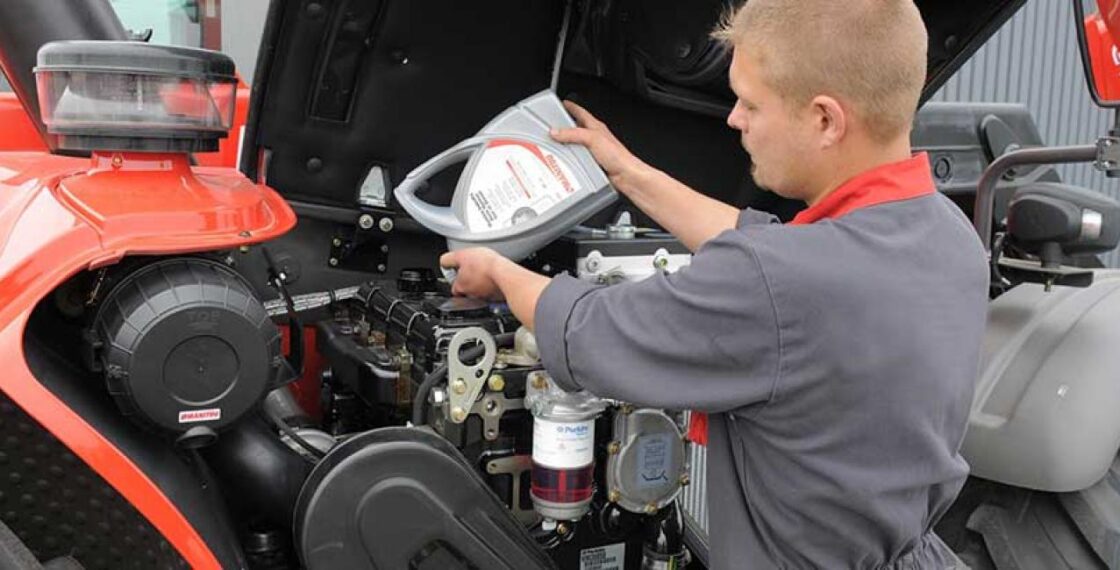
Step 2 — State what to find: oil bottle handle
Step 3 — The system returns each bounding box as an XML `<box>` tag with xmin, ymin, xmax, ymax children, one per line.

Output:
<box><xmin>393</xmin><ymin>137</ymin><xmax>490</xmax><ymax>237</ymax></box>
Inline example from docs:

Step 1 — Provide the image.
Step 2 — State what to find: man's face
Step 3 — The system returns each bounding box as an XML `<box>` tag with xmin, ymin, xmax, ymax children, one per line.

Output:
<box><xmin>726</xmin><ymin>47</ymin><xmax>815</xmax><ymax>201</ymax></box>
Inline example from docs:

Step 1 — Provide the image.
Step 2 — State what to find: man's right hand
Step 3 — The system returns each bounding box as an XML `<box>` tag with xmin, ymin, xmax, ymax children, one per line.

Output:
<box><xmin>550</xmin><ymin>101</ymin><xmax>653</xmax><ymax>197</ymax></box>
<box><xmin>551</xmin><ymin>100</ymin><xmax>741</xmax><ymax>251</ymax></box>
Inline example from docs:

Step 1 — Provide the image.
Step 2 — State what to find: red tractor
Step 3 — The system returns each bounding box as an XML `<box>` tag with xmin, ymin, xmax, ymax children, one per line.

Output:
<box><xmin>1</xmin><ymin>1</ymin><xmax>1120</xmax><ymax>569</ymax></box>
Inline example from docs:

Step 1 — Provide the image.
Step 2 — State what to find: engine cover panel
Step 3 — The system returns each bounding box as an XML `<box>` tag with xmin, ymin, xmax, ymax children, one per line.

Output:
<box><xmin>295</xmin><ymin>426</ymin><xmax>555</xmax><ymax>570</ymax></box>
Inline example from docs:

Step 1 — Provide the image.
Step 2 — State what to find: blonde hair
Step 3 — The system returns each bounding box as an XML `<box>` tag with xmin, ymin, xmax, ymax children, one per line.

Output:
<box><xmin>713</xmin><ymin>0</ymin><xmax>928</xmax><ymax>143</ymax></box>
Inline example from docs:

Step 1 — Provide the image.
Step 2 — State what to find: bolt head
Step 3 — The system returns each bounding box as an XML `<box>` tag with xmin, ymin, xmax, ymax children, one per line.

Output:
<box><xmin>430</xmin><ymin>387</ymin><xmax>447</xmax><ymax>404</ymax></box>
<box><xmin>608</xmin><ymin>490</ymin><xmax>621</xmax><ymax>503</ymax></box>
<box><xmin>488</xmin><ymin>374</ymin><xmax>506</xmax><ymax>391</ymax></box>
<box><xmin>328</xmin><ymin>257</ymin><xmax>339</xmax><ymax>267</ymax></box>
<box><xmin>238</xmin><ymin>245</ymin><xmax>250</xmax><ymax>254</ymax></box>
<box><xmin>451</xmin><ymin>379</ymin><xmax>467</xmax><ymax>394</ymax></box>
<box><xmin>680</xmin><ymin>474</ymin><xmax>691</xmax><ymax>487</ymax></box>
<box><xmin>332</xmin><ymin>237</ymin><xmax>342</xmax><ymax>247</ymax></box>
<box><xmin>556</xmin><ymin>523</ymin><xmax>570</xmax><ymax>536</ymax></box>
<box><xmin>378</xmin><ymin>217</ymin><xmax>394</xmax><ymax>232</ymax></box>
<box><xmin>451</xmin><ymin>407</ymin><xmax>468</xmax><ymax>422</ymax></box>
<box><xmin>607</xmin><ymin>441</ymin><xmax>621</xmax><ymax>455</ymax></box>
<box><xmin>644</xmin><ymin>503</ymin><xmax>658</xmax><ymax>514</ymax></box>
<box><xmin>380</xmin><ymin>244</ymin><xmax>390</xmax><ymax>254</ymax></box>
<box><xmin>377</xmin><ymin>264</ymin><xmax>387</xmax><ymax>272</ymax></box>
<box><xmin>358</xmin><ymin>214</ymin><xmax>375</xmax><ymax>230</ymax></box>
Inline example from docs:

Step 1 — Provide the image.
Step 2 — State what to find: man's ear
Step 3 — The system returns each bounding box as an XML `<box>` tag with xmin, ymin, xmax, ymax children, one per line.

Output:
<box><xmin>810</xmin><ymin>95</ymin><xmax>846</xmax><ymax>149</ymax></box>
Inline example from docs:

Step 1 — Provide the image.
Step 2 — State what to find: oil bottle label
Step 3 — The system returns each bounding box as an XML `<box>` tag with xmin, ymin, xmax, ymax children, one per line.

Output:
<box><xmin>465</xmin><ymin>139</ymin><xmax>583</xmax><ymax>232</ymax></box>
<box><xmin>533</xmin><ymin>418</ymin><xmax>595</xmax><ymax>469</ymax></box>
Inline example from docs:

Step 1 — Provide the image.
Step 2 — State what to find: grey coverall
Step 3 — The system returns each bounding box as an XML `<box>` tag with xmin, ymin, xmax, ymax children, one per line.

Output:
<box><xmin>534</xmin><ymin>155</ymin><xmax>989</xmax><ymax>569</ymax></box>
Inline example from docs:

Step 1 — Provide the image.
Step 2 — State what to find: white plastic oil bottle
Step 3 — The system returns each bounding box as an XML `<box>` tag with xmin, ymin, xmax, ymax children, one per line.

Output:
<box><xmin>393</xmin><ymin>90</ymin><xmax>617</xmax><ymax>262</ymax></box>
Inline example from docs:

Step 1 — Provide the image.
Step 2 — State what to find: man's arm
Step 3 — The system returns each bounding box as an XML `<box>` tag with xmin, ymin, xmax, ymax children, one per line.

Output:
<box><xmin>439</xmin><ymin>249</ymin><xmax>549</xmax><ymax>329</ymax></box>
<box><xmin>551</xmin><ymin>101</ymin><xmax>739</xmax><ymax>251</ymax></box>
<box><xmin>492</xmin><ymin>259</ymin><xmax>549</xmax><ymax>330</ymax></box>
<box><xmin>442</xmin><ymin>235</ymin><xmax>781</xmax><ymax>411</ymax></box>
<box><xmin>622</xmin><ymin>165</ymin><xmax>741</xmax><ymax>250</ymax></box>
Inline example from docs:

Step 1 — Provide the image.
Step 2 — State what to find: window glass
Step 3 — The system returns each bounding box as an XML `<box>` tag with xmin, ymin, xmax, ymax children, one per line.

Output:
<box><xmin>110</xmin><ymin>0</ymin><xmax>202</xmax><ymax>47</ymax></box>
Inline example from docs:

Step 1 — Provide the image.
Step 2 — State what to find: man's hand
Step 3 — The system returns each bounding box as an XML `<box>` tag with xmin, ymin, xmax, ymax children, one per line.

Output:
<box><xmin>440</xmin><ymin>248</ymin><xmax>506</xmax><ymax>299</ymax></box>
<box><xmin>550</xmin><ymin>101</ymin><xmax>654</xmax><ymax>196</ymax></box>
<box><xmin>551</xmin><ymin>100</ymin><xmax>741</xmax><ymax>252</ymax></box>
<box><xmin>440</xmin><ymin>247</ymin><xmax>552</xmax><ymax>330</ymax></box>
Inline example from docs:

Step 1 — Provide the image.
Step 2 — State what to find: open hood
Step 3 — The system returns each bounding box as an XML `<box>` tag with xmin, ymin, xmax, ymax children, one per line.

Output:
<box><xmin>239</xmin><ymin>0</ymin><xmax>1027</xmax><ymax>218</ymax></box>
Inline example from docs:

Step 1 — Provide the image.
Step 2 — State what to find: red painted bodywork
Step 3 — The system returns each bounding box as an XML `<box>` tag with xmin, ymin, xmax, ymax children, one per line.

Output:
<box><xmin>1089</xmin><ymin>1</ymin><xmax>1120</xmax><ymax>102</ymax></box>
<box><xmin>1101</xmin><ymin>0</ymin><xmax>1120</xmax><ymax>42</ymax></box>
<box><xmin>0</xmin><ymin>150</ymin><xmax>296</xmax><ymax>568</ymax></box>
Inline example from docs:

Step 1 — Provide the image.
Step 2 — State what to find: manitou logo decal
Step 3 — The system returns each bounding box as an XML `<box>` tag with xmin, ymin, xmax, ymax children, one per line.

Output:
<box><xmin>179</xmin><ymin>408</ymin><xmax>221</xmax><ymax>423</ymax></box>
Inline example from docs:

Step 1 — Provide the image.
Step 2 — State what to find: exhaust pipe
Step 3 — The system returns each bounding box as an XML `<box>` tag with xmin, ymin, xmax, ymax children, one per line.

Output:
<box><xmin>0</xmin><ymin>0</ymin><xmax>128</xmax><ymax>150</ymax></box>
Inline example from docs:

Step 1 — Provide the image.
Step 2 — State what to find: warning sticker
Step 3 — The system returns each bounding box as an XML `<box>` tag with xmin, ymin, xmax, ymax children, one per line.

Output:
<box><xmin>580</xmin><ymin>542</ymin><xmax>625</xmax><ymax>570</ymax></box>
<box><xmin>465</xmin><ymin>139</ymin><xmax>583</xmax><ymax>232</ymax></box>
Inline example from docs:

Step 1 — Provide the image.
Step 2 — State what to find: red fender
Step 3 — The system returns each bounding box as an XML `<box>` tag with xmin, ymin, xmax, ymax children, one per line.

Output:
<box><xmin>0</xmin><ymin>150</ymin><xmax>296</xmax><ymax>568</ymax></box>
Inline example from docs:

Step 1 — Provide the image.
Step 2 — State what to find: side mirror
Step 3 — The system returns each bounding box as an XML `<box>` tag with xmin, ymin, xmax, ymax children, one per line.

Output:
<box><xmin>1006</xmin><ymin>182</ymin><xmax>1120</xmax><ymax>266</ymax></box>
<box><xmin>1077</xmin><ymin>0</ymin><xmax>1120</xmax><ymax>107</ymax></box>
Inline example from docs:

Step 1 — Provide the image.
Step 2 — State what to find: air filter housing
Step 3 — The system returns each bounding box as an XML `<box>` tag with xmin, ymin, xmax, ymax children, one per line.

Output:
<box><xmin>34</xmin><ymin>40</ymin><xmax>236</xmax><ymax>153</ymax></box>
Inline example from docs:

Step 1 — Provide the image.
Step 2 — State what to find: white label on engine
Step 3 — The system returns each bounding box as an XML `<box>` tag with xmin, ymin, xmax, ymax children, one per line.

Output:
<box><xmin>178</xmin><ymin>408</ymin><xmax>221</xmax><ymax>423</ymax></box>
<box><xmin>636</xmin><ymin>433</ymin><xmax>674</xmax><ymax>490</ymax></box>
<box><xmin>465</xmin><ymin>139</ymin><xmax>583</xmax><ymax>232</ymax></box>
<box><xmin>580</xmin><ymin>542</ymin><xmax>625</xmax><ymax>570</ymax></box>
<box><xmin>532</xmin><ymin>418</ymin><xmax>594</xmax><ymax>469</ymax></box>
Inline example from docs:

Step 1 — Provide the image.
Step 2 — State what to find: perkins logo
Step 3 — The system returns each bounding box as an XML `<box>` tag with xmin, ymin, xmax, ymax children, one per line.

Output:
<box><xmin>556</xmin><ymin>425</ymin><xmax>589</xmax><ymax>435</ymax></box>
<box><xmin>179</xmin><ymin>408</ymin><xmax>221</xmax><ymax>423</ymax></box>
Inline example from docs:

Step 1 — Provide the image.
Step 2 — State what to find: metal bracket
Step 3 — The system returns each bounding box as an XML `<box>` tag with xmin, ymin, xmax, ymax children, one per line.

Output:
<box><xmin>997</xmin><ymin>257</ymin><xmax>1094</xmax><ymax>290</ymax></box>
<box><xmin>446</xmin><ymin>327</ymin><xmax>496</xmax><ymax>423</ymax></box>
<box><xmin>485</xmin><ymin>454</ymin><xmax>539</xmax><ymax>526</ymax></box>
<box><xmin>326</xmin><ymin>208</ymin><xmax>395</xmax><ymax>272</ymax></box>
<box><xmin>471</xmin><ymin>392</ymin><xmax>524</xmax><ymax>441</ymax></box>
<box><xmin>1095</xmin><ymin>136</ymin><xmax>1120</xmax><ymax>174</ymax></box>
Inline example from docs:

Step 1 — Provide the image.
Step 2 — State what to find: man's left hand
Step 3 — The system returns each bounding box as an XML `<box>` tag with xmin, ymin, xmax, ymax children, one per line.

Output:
<box><xmin>440</xmin><ymin>247</ymin><xmax>506</xmax><ymax>299</ymax></box>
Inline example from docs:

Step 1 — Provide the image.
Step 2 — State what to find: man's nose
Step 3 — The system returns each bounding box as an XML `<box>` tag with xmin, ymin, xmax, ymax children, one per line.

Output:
<box><xmin>727</xmin><ymin>104</ymin><xmax>746</xmax><ymax>132</ymax></box>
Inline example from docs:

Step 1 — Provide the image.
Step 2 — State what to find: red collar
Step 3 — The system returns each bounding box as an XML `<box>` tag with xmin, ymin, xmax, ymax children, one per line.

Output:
<box><xmin>789</xmin><ymin>153</ymin><xmax>935</xmax><ymax>226</ymax></box>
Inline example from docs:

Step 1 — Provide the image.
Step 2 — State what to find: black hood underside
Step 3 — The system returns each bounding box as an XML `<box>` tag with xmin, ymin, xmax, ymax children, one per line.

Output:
<box><xmin>240</xmin><ymin>0</ymin><xmax>1027</xmax><ymax>218</ymax></box>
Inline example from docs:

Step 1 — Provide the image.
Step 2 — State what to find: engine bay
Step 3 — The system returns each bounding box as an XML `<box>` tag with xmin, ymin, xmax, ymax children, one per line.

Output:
<box><xmin>24</xmin><ymin>224</ymin><xmax>696</xmax><ymax>569</ymax></box>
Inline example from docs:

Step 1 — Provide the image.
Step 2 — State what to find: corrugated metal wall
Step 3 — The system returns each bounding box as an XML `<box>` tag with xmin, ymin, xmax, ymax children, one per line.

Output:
<box><xmin>928</xmin><ymin>0</ymin><xmax>1120</xmax><ymax>265</ymax></box>
<box><xmin>681</xmin><ymin>0</ymin><xmax>1120</xmax><ymax>540</ymax></box>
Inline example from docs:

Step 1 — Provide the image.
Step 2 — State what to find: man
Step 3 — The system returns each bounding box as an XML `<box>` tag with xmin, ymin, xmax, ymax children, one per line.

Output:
<box><xmin>441</xmin><ymin>0</ymin><xmax>988</xmax><ymax>567</ymax></box>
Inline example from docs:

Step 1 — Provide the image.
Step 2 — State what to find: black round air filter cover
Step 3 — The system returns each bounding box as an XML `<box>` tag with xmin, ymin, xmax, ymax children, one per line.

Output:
<box><xmin>92</xmin><ymin>258</ymin><xmax>283</xmax><ymax>434</ymax></box>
